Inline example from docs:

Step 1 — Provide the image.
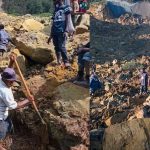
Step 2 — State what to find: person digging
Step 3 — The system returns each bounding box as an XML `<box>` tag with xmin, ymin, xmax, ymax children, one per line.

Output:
<box><xmin>73</xmin><ymin>42</ymin><xmax>91</xmax><ymax>84</ymax></box>
<box><xmin>47</xmin><ymin>0</ymin><xmax>72</xmax><ymax>68</ymax></box>
<box><xmin>0</xmin><ymin>55</ymin><xmax>34</xmax><ymax>150</ymax></box>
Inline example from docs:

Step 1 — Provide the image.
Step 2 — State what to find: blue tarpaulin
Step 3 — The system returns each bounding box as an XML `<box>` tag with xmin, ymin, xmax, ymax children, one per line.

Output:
<box><xmin>106</xmin><ymin>0</ymin><xmax>132</xmax><ymax>18</ymax></box>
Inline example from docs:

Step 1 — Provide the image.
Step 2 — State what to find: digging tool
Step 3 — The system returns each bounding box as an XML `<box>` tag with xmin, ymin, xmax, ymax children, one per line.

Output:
<box><xmin>13</xmin><ymin>55</ymin><xmax>46</xmax><ymax>125</ymax></box>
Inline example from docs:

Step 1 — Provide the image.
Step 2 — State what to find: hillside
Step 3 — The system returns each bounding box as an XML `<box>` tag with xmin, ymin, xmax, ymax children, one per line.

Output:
<box><xmin>90</xmin><ymin>2</ymin><xmax>150</xmax><ymax>150</ymax></box>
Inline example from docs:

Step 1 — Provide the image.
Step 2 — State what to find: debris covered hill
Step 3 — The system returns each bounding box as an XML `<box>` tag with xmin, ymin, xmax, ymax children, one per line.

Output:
<box><xmin>90</xmin><ymin>2</ymin><xmax>150</xmax><ymax>64</ymax></box>
<box><xmin>90</xmin><ymin>56</ymin><xmax>150</xmax><ymax>129</ymax></box>
<box><xmin>0</xmin><ymin>12</ymin><xmax>90</xmax><ymax>150</ymax></box>
<box><xmin>90</xmin><ymin>2</ymin><xmax>150</xmax><ymax>150</ymax></box>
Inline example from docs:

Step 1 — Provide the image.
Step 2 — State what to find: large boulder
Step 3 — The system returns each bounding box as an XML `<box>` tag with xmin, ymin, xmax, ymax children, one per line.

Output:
<box><xmin>12</xmin><ymin>32</ymin><xmax>55</xmax><ymax>64</ymax></box>
<box><xmin>77</xmin><ymin>14</ymin><xmax>90</xmax><ymax>27</ymax></box>
<box><xmin>12</xmin><ymin>49</ymin><xmax>27</xmax><ymax>74</ymax></box>
<box><xmin>16</xmin><ymin>81</ymin><xmax>89</xmax><ymax>149</ymax></box>
<box><xmin>90</xmin><ymin>119</ymin><xmax>150</xmax><ymax>150</ymax></box>
<box><xmin>103</xmin><ymin>119</ymin><xmax>150</xmax><ymax>150</ymax></box>
<box><xmin>26</xmin><ymin>75</ymin><xmax>60</xmax><ymax>98</ymax></box>
<box><xmin>46</xmin><ymin>82</ymin><xmax>89</xmax><ymax>149</ymax></box>
<box><xmin>76</xmin><ymin>14</ymin><xmax>90</xmax><ymax>34</ymax></box>
<box><xmin>22</xmin><ymin>19</ymin><xmax>44</xmax><ymax>32</ymax></box>
<box><xmin>53</xmin><ymin>82</ymin><xmax>89</xmax><ymax>116</ymax></box>
<box><xmin>76</xmin><ymin>25</ymin><xmax>89</xmax><ymax>34</ymax></box>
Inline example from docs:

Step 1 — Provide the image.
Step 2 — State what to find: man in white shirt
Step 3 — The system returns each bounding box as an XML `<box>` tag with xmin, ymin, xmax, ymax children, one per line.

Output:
<box><xmin>0</xmin><ymin>56</ymin><xmax>33</xmax><ymax>149</ymax></box>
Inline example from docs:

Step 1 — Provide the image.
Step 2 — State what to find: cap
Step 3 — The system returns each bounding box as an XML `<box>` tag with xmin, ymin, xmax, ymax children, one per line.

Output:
<box><xmin>1</xmin><ymin>68</ymin><xmax>17</xmax><ymax>81</ymax></box>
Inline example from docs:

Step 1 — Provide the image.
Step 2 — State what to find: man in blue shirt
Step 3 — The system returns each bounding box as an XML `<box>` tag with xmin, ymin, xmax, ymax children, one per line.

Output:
<box><xmin>75</xmin><ymin>42</ymin><xmax>91</xmax><ymax>82</ymax></box>
<box><xmin>47</xmin><ymin>0</ymin><xmax>72</xmax><ymax>68</ymax></box>
<box><xmin>0</xmin><ymin>24</ymin><xmax>13</xmax><ymax>57</ymax></box>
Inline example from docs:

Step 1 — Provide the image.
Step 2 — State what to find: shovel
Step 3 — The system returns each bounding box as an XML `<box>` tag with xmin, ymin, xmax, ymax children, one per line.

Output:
<box><xmin>13</xmin><ymin>57</ymin><xmax>46</xmax><ymax>125</ymax></box>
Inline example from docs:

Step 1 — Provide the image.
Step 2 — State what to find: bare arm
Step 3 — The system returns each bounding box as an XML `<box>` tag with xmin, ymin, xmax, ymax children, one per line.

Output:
<box><xmin>8</xmin><ymin>53</ymin><xmax>16</xmax><ymax>68</ymax></box>
<box><xmin>16</xmin><ymin>99</ymin><xmax>30</xmax><ymax>109</ymax></box>
<box><xmin>47</xmin><ymin>20</ymin><xmax>54</xmax><ymax>44</ymax></box>
<box><xmin>80</xmin><ymin>47</ymin><xmax>90</xmax><ymax>52</ymax></box>
<box><xmin>16</xmin><ymin>94</ymin><xmax>34</xmax><ymax>109</ymax></box>
<box><xmin>77</xmin><ymin>47</ymin><xmax>90</xmax><ymax>54</ymax></box>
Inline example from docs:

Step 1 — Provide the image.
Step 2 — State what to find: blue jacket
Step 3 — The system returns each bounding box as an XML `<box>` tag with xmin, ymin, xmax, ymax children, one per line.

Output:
<box><xmin>90</xmin><ymin>74</ymin><xmax>101</xmax><ymax>94</ymax></box>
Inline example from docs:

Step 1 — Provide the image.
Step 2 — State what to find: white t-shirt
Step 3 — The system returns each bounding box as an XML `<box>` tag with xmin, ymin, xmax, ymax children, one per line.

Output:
<box><xmin>0</xmin><ymin>75</ymin><xmax>17</xmax><ymax>120</ymax></box>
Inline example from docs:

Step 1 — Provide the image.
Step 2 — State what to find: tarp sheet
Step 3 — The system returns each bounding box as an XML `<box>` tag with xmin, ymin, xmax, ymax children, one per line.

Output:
<box><xmin>106</xmin><ymin>0</ymin><xmax>150</xmax><ymax>18</ymax></box>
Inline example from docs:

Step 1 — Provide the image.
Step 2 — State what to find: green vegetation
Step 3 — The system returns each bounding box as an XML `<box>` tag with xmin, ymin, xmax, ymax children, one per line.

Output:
<box><xmin>122</xmin><ymin>61</ymin><xmax>143</xmax><ymax>71</ymax></box>
<box><xmin>2</xmin><ymin>0</ymin><xmax>54</xmax><ymax>15</ymax></box>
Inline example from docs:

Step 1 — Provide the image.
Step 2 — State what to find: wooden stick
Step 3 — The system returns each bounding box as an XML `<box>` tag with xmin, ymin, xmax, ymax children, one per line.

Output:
<box><xmin>14</xmin><ymin>58</ymin><xmax>46</xmax><ymax>124</ymax></box>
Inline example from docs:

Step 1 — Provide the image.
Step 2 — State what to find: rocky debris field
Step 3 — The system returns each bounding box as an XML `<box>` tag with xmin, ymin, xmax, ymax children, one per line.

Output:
<box><xmin>0</xmin><ymin>12</ymin><xmax>90</xmax><ymax>150</ymax></box>
<box><xmin>91</xmin><ymin>3</ymin><xmax>150</xmax><ymax>64</ymax></box>
<box><xmin>90</xmin><ymin>56</ymin><xmax>150</xmax><ymax>129</ymax></box>
<box><xmin>90</xmin><ymin>3</ymin><xmax>150</xmax><ymax>150</ymax></box>
<box><xmin>91</xmin><ymin>118</ymin><xmax>150</xmax><ymax>150</ymax></box>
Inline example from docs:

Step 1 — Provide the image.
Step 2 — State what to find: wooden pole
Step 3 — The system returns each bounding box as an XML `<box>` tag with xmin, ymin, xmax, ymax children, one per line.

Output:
<box><xmin>14</xmin><ymin>58</ymin><xmax>46</xmax><ymax>125</ymax></box>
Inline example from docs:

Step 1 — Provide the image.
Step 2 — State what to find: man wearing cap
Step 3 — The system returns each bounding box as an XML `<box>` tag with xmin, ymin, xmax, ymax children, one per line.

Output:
<box><xmin>0</xmin><ymin>57</ymin><xmax>33</xmax><ymax>149</ymax></box>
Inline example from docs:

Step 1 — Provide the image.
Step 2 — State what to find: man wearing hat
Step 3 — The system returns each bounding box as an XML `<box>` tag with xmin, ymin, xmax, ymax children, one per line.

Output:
<box><xmin>0</xmin><ymin>57</ymin><xmax>33</xmax><ymax>149</ymax></box>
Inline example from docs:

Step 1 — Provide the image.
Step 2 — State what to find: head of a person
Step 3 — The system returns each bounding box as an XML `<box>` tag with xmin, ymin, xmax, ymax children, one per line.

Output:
<box><xmin>53</xmin><ymin>0</ymin><xmax>63</xmax><ymax>5</ymax></box>
<box><xmin>1</xmin><ymin>68</ymin><xmax>17</xmax><ymax>87</ymax></box>
<box><xmin>141</xmin><ymin>67</ymin><xmax>146</xmax><ymax>73</ymax></box>
<box><xmin>0</xmin><ymin>24</ymin><xmax>4</xmax><ymax>30</ymax></box>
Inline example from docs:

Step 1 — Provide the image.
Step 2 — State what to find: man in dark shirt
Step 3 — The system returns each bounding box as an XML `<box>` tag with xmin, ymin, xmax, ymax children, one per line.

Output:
<box><xmin>47</xmin><ymin>0</ymin><xmax>72</xmax><ymax>68</ymax></box>
<box><xmin>140</xmin><ymin>67</ymin><xmax>148</xmax><ymax>94</ymax></box>
<box><xmin>74</xmin><ymin>42</ymin><xmax>91</xmax><ymax>82</ymax></box>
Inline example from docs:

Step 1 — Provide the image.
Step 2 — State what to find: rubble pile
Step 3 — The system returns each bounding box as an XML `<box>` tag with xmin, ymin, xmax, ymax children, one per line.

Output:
<box><xmin>90</xmin><ymin>56</ymin><xmax>150</xmax><ymax>129</ymax></box>
<box><xmin>90</xmin><ymin>2</ymin><xmax>150</xmax><ymax>150</ymax></box>
<box><xmin>0</xmin><ymin>12</ymin><xmax>90</xmax><ymax>149</ymax></box>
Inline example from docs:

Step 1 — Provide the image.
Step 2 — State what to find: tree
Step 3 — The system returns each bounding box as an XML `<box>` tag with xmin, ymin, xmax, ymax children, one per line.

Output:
<box><xmin>2</xmin><ymin>0</ymin><xmax>54</xmax><ymax>15</ymax></box>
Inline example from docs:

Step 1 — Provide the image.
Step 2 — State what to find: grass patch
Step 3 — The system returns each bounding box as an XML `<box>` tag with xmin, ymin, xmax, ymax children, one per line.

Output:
<box><xmin>122</xmin><ymin>61</ymin><xmax>143</xmax><ymax>71</ymax></box>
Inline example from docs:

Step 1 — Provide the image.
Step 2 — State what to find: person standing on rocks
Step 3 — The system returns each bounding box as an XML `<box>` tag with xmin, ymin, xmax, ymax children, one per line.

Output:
<box><xmin>47</xmin><ymin>0</ymin><xmax>72</xmax><ymax>68</ymax></box>
<box><xmin>74</xmin><ymin>42</ymin><xmax>91</xmax><ymax>83</ymax></box>
<box><xmin>0</xmin><ymin>24</ymin><xmax>13</xmax><ymax>58</ymax></box>
<box><xmin>0</xmin><ymin>55</ymin><xmax>34</xmax><ymax>150</ymax></box>
<box><xmin>140</xmin><ymin>67</ymin><xmax>148</xmax><ymax>95</ymax></box>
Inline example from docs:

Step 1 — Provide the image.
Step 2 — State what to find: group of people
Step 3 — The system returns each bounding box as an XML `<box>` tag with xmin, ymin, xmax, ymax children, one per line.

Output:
<box><xmin>47</xmin><ymin>0</ymin><xmax>93</xmax><ymax>84</ymax></box>
<box><xmin>0</xmin><ymin>1</ymin><xmax>149</xmax><ymax>149</ymax></box>
<box><xmin>0</xmin><ymin>0</ymin><xmax>91</xmax><ymax>148</ymax></box>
